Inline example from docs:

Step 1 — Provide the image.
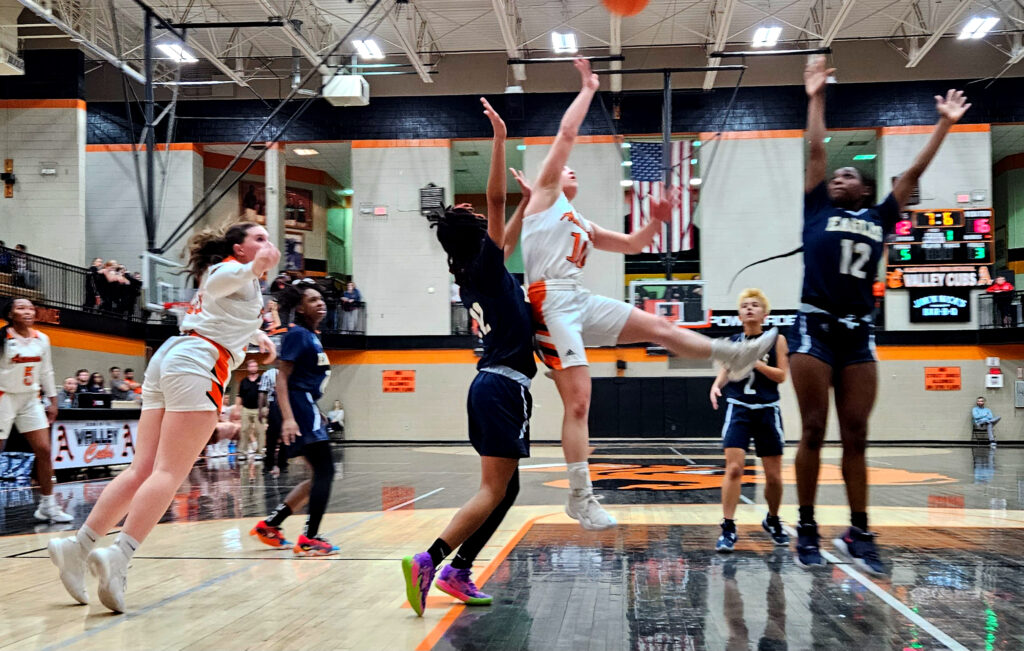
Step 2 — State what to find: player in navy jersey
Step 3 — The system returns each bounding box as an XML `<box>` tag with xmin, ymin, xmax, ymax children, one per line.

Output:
<box><xmin>402</xmin><ymin>98</ymin><xmax>536</xmax><ymax>616</ymax></box>
<box><xmin>710</xmin><ymin>289</ymin><xmax>789</xmax><ymax>552</ymax></box>
<box><xmin>790</xmin><ymin>56</ymin><xmax>970</xmax><ymax>575</ymax></box>
<box><xmin>249</xmin><ymin>282</ymin><xmax>337</xmax><ymax>556</ymax></box>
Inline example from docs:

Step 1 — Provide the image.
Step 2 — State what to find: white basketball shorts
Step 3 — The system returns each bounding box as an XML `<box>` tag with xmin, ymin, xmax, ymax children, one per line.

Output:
<box><xmin>527</xmin><ymin>279</ymin><xmax>633</xmax><ymax>370</ymax></box>
<box><xmin>142</xmin><ymin>333</ymin><xmax>234</xmax><ymax>412</ymax></box>
<box><xmin>0</xmin><ymin>391</ymin><xmax>48</xmax><ymax>439</ymax></box>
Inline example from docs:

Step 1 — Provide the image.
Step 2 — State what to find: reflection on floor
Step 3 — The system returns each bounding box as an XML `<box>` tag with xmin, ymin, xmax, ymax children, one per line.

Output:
<box><xmin>1</xmin><ymin>443</ymin><xmax>1022</xmax><ymax>650</ymax></box>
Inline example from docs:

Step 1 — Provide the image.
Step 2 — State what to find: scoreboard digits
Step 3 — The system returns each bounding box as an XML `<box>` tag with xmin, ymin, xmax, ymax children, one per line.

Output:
<box><xmin>886</xmin><ymin>208</ymin><xmax>994</xmax><ymax>268</ymax></box>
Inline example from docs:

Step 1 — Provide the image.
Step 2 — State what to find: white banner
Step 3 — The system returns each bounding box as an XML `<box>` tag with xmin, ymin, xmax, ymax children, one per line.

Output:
<box><xmin>51</xmin><ymin>419</ymin><xmax>137</xmax><ymax>470</ymax></box>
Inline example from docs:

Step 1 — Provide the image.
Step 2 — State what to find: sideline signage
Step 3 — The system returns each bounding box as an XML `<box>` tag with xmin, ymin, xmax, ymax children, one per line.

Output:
<box><xmin>924</xmin><ymin>367</ymin><xmax>961</xmax><ymax>391</ymax></box>
<box><xmin>909</xmin><ymin>288</ymin><xmax>971</xmax><ymax>323</ymax></box>
<box><xmin>382</xmin><ymin>370</ymin><xmax>416</xmax><ymax>393</ymax></box>
<box><xmin>51</xmin><ymin>420</ymin><xmax>136</xmax><ymax>470</ymax></box>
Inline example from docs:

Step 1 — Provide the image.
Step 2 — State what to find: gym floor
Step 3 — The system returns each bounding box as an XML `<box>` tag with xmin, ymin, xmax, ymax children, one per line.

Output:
<box><xmin>0</xmin><ymin>443</ymin><xmax>1020</xmax><ymax>650</ymax></box>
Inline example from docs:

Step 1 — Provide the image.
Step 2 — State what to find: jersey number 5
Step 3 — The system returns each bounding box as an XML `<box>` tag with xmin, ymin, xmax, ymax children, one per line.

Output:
<box><xmin>839</xmin><ymin>239</ymin><xmax>872</xmax><ymax>279</ymax></box>
<box><xmin>566</xmin><ymin>233</ymin><xmax>588</xmax><ymax>268</ymax></box>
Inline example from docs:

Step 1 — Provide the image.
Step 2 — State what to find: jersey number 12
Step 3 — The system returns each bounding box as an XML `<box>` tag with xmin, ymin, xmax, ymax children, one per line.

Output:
<box><xmin>839</xmin><ymin>239</ymin><xmax>872</xmax><ymax>279</ymax></box>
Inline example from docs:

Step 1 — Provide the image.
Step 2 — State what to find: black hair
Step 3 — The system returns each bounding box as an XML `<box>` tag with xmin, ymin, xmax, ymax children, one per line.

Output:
<box><xmin>978</xmin><ymin>396</ymin><xmax>985</xmax><ymax>400</ymax></box>
<box><xmin>276</xmin><ymin>283</ymin><xmax>323</xmax><ymax>330</ymax></box>
<box><xmin>125</xmin><ymin>368</ymin><xmax>134</xmax><ymax>373</ymax></box>
<box><xmin>109</xmin><ymin>366</ymin><xmax>121</xmax><ymax>373</ymax></box>
<box><xmin>76</xmin><ymin>368</ymin><xmax>89</xmax><ymax>376</ymax></box>
<box><xmin>0</xmin><ymin>297</ymin><xmax>33</xmax><ymax>357</ymax></box>
<box><xmin>432</xmin><ymin>205</ymin><xmax>487</xmax><ymax>283</ymax></box>
<box><xmin>832</xmin><ymin>166</ymin><xmax>877</xmax><ymax>207</ymax></box>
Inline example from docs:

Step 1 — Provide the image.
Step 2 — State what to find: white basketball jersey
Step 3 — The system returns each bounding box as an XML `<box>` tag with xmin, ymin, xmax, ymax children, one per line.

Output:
<box><xmin>521</xmin><ymin>193</ymin><xmax>594</xmax><ymax>285</ymax></box>
<box><xmin>0</xmin><ymin>328</ymin><xmax>56</xmax><ymax>397</ymax></box>
<box><xmin>180</xmin><ymin>257</ymin><xmax>264</xmax><ymax>368</ymax></box>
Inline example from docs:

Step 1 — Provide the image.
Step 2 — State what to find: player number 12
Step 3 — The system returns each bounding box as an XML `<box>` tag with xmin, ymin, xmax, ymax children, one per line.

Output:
<box><xmin>839</xmin><ymin>239</ymin><xmax>872</xmax><ymax>279</ymax></box>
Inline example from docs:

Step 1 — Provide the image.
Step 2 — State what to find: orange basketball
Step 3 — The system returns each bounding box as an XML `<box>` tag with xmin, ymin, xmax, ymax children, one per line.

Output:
<box><xmin>602</xmin><ymin>0</ymin><xmax>650</xmax><ymax>16</ymax></box>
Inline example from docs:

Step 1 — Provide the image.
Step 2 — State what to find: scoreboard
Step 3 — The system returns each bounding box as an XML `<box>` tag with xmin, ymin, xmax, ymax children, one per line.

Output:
<box><xmin>886</xmin><ymin>209</ymin><xmax>993</xmax><ymax>288</ymax></box>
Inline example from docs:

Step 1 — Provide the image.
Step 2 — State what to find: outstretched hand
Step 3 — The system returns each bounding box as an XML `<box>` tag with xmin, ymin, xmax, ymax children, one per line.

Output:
<box><xmin>804</xmin><ymin>55</ymin><xmax>834</xmax><ymax>97</ymax></box>
<box><xmin>935</xmin><ymin>89</ymin><xmax>971</xmax><ymax>124</ymax></box>
<box><xmin>509</xmin><ymin>168</ymin><xmax>532</xmax><ymax>202</ymax></box>
<box><xmin>574</xmin><ymin>58</ymin><xmax>599</xmax><ymax>92</ymax></box>
<box><xmin>481</xmin><ymin>97</ymin><xmax>506</xmax><ymax>139</ymax></box>
<box><xmin>649</xmin><ymin>184</ymin><xmax>682</xmax><ymax>223</ymax></box>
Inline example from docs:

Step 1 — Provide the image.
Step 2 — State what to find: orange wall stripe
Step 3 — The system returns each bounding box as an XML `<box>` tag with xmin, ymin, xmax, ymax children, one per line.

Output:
<box><xmin>327</xmin><ymin>344</ymin><xmax>1024</xmax><ymax>367</ymax></box>
<box><xmin>0</xmin><ymin>99</ymin><xmax>85</xmax><ymax>110</ymax></box>
<box><xmin>698</xmin><ymin>129</ymin><xmax>804</xmax><ymax>141</ymax></box>
<box><xmin>351</xmin><ymin>139</ymin><xmax>451</xmax><ymax>149</ymax></box>
<box><xmin>1007</xmin><ymin>261</ymin><xmax>1024</xmax><ymax>275</ymax></box>
<box><xmin>87</xmin><ymin>143</ymin><xmax>199</xmax><ymax>153</ymax></box>
<box><xmin>36</xmin><ymin>326</ymin><xmax>144</xmax><ymax>356</ymax></box>
<box><xmin>881</xmin><ymin>124</ymin><xmax>990</xmax><ymax>136</ymax></box>
<box><xmin>202</xmin><ymin>150</ymin><xmax>328</xmax><ymax>185</ymax></box>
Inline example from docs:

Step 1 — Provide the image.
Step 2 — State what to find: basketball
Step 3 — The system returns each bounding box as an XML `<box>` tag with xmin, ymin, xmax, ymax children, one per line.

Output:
<box><xmin>602</xmin><ymin>0</ymin><xmax>649</xmax><ymax>16</ymax></box>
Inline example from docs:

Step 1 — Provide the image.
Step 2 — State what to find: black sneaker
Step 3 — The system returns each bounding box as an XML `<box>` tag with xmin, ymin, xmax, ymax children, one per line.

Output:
<box><xmin>762</xmin><ymin>515</ymin><xmax>790</xmax><ymax>546</ymax></box>
<box><xmin>794</xmin><ymin>522</ymin><xmax>826</xmax><ymax>569</ymax></box>
<box><xmin>716</xmin><ymin>521</ymin><xmax>737</xmax><ymax>553</ymax></box>
<box><xmin>832</xmin><ymin>526</ymin><xmax>887</xmax><ymax>577</ymax></box>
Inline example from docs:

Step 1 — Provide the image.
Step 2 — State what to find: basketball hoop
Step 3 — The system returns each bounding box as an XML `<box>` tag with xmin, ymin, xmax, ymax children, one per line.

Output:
<box><xmin>163</xmin><ymin>302</ymin><xmax>190</xmax><ymax>325</ymax></box>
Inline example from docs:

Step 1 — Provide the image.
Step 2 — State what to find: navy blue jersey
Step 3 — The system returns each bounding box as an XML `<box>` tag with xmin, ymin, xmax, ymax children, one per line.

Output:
<box><xmin>801</xmin><ymin>182</ymin><xmax>899</xmax><ymax>317</ymax></box>
<box><xmin>278</xmin><ymin>324</ymin><xmax>330</xmax><ymax>399</ymax></box>
<box><xmin>459</xmin><ymin>237</ymin><xmax>537</xmax><ymax>379</ymax></box>
<box><xmin>722</xmin><ymin>333</ymin><xmax>780</xmax><ymax>404</ymax></box>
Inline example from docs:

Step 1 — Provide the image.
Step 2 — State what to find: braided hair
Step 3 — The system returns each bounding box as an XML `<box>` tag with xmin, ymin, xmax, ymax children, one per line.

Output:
<box><xmin>432</xmin><ymin>204</ymin><xmax>487</xmax><ymax>284</ymax></box>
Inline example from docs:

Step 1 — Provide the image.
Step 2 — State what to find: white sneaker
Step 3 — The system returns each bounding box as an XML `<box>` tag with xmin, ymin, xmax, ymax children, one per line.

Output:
<box><xmin>48</xmin><ymin>537</ymin><xmax>89</xmax><ymax>604</ymax></box>
<box><xmin>35</xmin><ymin>500</ymin><xmax>73</xmax><ymax>523</ymax></box>
<box><xmin>712</xmin><ymin>328</ymin><xmax>779</xmax><ymax>382</ymax></box>
<box><xmin>88</xmin><ymin>546</ymin><xmax>130</xmax><ymax>613</ymax></box>
<box><xmin>565</xmin><ymin>492</ymin><xmax>617</xmax><ymax>531</ymax></box>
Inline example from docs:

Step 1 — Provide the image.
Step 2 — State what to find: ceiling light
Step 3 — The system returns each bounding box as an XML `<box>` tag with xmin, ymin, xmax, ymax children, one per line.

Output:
<box><xmin>752</xmin><ymin>26</ymin><xmax>782</xmax><ymax>48</ymax></box>
<box><xmin>156</xmin><ymin>43</ymin><xmax>197</xmax><ymax>63</ymax></box>
<box><xmin>621</xmin><ymin>160</ymin><xmax>632</xmax><ymax>167</ymax></box>
<box><xmin>339</xmin><ymin>188</ymin><xmax>354</xmax><ymax>196</ymax></box>
<box><xmin>959</xmin><ymin>16</ymin><xmax>999</xmax><ymax>40</ymax></box>
<box><xmin>690</xmin><ymin>158</ymin><xmax>698</xmax><ymax>164</ymax></box>
<box><xmin>551</xmin><ymin>32</ymin><xmax>577</xmax><ymax>54</ymax></box>
<box><xmin>692</xmin><ymin>141</ymin><xmax>701</xmax><ymax>147</ymax></box>
<box><xmin>294</xmin><ymin>148</ymin><xmax>319</xmax><ymax>156</ymax></box>
<box><xmin>620</xmin><ymin>180</ymin><xmax>634</xmax><ymax>187</ymax></box>
<box><xmin>689</xmin><ymin>178</ymin><xmax>702</xmax><ymax>187</ymax></box>
<box><xmin>353</xmin><ymin>39</ymin><xmax>384</xmax><ymax>60</ymax></box>
<box><xmin>823</xmin><ymin>137</ymin><xmax>832</xmax><ymax>143</ymax></box>
<box><xmin>516</xmin><ymin>144</ymin><xmax>526</xmax><ymax>151</ymax></box>
<box><xmin>853</xmin><ymin>154</ymin><xmax>877</xmax><ymax>160</ymax></box>
<box><xmin>621</xmin><ymin>142</ymin><xmax>632</xmax><ymax>149</ymax></box>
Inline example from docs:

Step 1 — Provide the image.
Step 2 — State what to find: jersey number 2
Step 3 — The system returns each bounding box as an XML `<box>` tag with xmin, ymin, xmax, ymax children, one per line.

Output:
<box><xmin>839</xmin><ymin>239</ymin><xmax>872</xmax><ymax>279</ymax></box>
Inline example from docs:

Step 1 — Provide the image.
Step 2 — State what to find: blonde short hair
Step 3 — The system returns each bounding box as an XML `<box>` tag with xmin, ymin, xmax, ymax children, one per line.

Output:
<box><xmin>737</xmin><ymin>288</ymin><xmax>771</xmax><ymax>314</ymax></box>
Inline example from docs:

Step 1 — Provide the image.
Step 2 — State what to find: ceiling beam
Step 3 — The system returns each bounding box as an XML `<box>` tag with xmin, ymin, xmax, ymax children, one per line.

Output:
<box><xmin>187</xmin><ymin>32</ymin><xmax>250</xmax><ymax>87</ymax></box>
<box><xmin>703</xmin><ymin>0</ymin><xmax>737</xmax><ymax>90</ymax></box>
<box><xmin>906</xmin><ymin>0</ymin><xmax>972</xmax><ymax>67</ymax></box>
<box><xmin>492</xmin><ymin>0</ymin><xmax>525</xmax><ymax>81</ymax></box>
<box><xmin>820</xmin><ymin>0</ymin><xmax>856</xmax><ymax>46</ymax></box>
<box><xmin>378</xmin><ymin>2</ymin><xmax>433</xmax><ymax>83</ymax></box>
<box><xmin>609</xmin><ymin>14</ymin><xmax>622</xmax><ymax>93</ymax></box>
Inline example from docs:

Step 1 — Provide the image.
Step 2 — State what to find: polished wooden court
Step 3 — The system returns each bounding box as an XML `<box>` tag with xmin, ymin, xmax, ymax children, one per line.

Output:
<box><xmin>1</xmin><ymin>443</ymin><xmax>1021</xmax><ymax>650</ymax></box>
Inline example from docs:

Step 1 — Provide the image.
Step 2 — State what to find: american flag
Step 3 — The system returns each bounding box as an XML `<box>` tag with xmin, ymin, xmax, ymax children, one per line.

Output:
<box><xmin>629</xmin><ymin>141</ymin><xmax>694</xmax><ymax>253</ymax></box>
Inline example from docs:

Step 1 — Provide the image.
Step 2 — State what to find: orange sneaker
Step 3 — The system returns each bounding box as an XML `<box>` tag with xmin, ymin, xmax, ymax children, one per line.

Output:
<box><xmin>293</xmin><ymin>534</ymin><xmax>339</xmax><ymax>557</ymax></box>
<box><xmin>249</xmin><ymin>520</ymin><xmax>292</xmax><ymax>548</ymax></box>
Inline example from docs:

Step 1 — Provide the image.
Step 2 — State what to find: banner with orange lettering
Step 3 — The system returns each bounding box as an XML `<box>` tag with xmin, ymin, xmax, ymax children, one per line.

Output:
<box><xmin>51</xmin><ymin>420</ymin><xmax>137</xmax><ymax>470</ymax></box>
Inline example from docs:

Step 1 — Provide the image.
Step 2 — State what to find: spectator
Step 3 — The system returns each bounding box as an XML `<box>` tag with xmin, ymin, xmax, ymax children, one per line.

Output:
<box><xmin>12</xmin><ymin>244</ymin><xmax>39</xmax><ymax>289</ymax></box>
<box><xmin>234</xmin><ymin>359</ymin><xmax>264</xmax><ymax>460</ymax></box>
<box><xmin>123</xmin><ymin>368</ymin><xmax>142</xmax><ymax>400</ymax></box>
<box><xmin>972</xmin><ymin>397</ymin><xmax>1000</xmax><ymax>447</ymax></box>
<box><xmin>75</xmin><ymin>368</ymin><xmax>90</xmax><ymax>389</ymax></box>
<box><xmin>986</xmin><ymin>275</ymin><xmax>1015</xmax><ymax>327</ymax></box>
<box><xmin>109</xmin><ymin>366</ymin><xmax>132</xmax><ymax>400</ymax></box>
<box><xmin>83</xmin><ymin>372</ymin><xmax>107</xmax><ymax>393</ymax></box>
<box><xmin>0</xmin><ymin>240</ymin><xmax>11</xmax><ymax>273</ymax></box>
<box><xmin>57</xmin><ymin>377</ymin><xmax>78</xmax><ymax>408</ymax></box>
<box><xmin>258</xmin><ymin>362</ymin><xmax>282</xmax><ymax>476</ymax></box>
<box><xmin>341</xmin><ymin>280</ymin><xmax>362</xmax><ymax>332</ymax></box>
<box><xmin>261</xmin><ymin>299</ymin><xmax>281</xmax><ymax>333</ymax></box>
<box><xmin>85</xmin><ymin>257</ymin><xmax>104</xmax><ymax>310</ymax></box>
<box><xmin>269</xmin><ymin>274</ymin><xmax>289</xmax><ymax>295</ymax></box>
<box><xmin>328</xmin><ymin>400</ymin><xmax>344</xmax><ymax>436</ymax></box>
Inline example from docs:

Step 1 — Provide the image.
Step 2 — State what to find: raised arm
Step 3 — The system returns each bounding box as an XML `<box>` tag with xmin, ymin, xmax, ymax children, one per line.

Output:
<box><xmin>891</xmin><ymin>89</ymin><xmax>970</xmax><ymax>209</ymax></box>
<box><xmin>591</xmin><ymin>184</ymin><xmax>681</xmax><ymax>254</ymax></box>
<box><xmin>482</xmin><ymin>97</ymin><xmax>507</xmax><ymax>247</ymax></box>
<box><xmin>526</xmin><ymin>58</ymin><xmax>600</xmax><ymax>215</ymax></box>
<box><xmin>504</xmin><ymin>168</ymin><xmax>532</xmax><ymax>260</ymax></box>
<box><xmin>805</xmin><ymin>56</ymin><xmax>833</xmax><ymax>193</ymax></box>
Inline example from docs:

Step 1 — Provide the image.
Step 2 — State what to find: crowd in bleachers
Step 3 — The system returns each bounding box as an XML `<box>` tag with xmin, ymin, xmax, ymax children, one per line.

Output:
<box><xmin>85</xmin><ymin>257</ymin><xmax>143</xmax><ymax>317</ymax></box>
<box><xmin>260</xmin><ymin>273</ymin><xmax>364</xmax><ymax>334</ymax></box>
<box><xmin>55</xmin><ymin>366</ymin><xmax>142</xmax><ymax>409</ymax></box>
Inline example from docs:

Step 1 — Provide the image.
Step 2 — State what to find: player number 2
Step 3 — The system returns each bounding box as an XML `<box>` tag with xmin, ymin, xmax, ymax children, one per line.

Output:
<box><xmin>743</xmin><ymin>373</ymin><xmax>757</xmax><ymax>395</ymax></box>
<box><xmin>839</xmin><ymin>239</ymin><xmax>872</xmax><ymax>279</ymax></box>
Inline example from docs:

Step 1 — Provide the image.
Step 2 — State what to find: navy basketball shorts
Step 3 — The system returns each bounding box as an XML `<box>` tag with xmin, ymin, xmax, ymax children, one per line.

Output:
<box><xmin>786</xmin><ymin>311</ymin><xmax>876</xmax><ymax>368</ymax></box>
<box><xmin>721</xmin><ymin>401</ymin><xmax>784</xmax><ymax>458</ymax></box>
<box><xmin>276</xmin><ymin>391</ymin><xmax>329</xmax><ymax>458</ymax></box>
<box><xmin>467</xmin><ymin>372</ymin><xmax>532</xmax><ymax>460</ymax></box>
